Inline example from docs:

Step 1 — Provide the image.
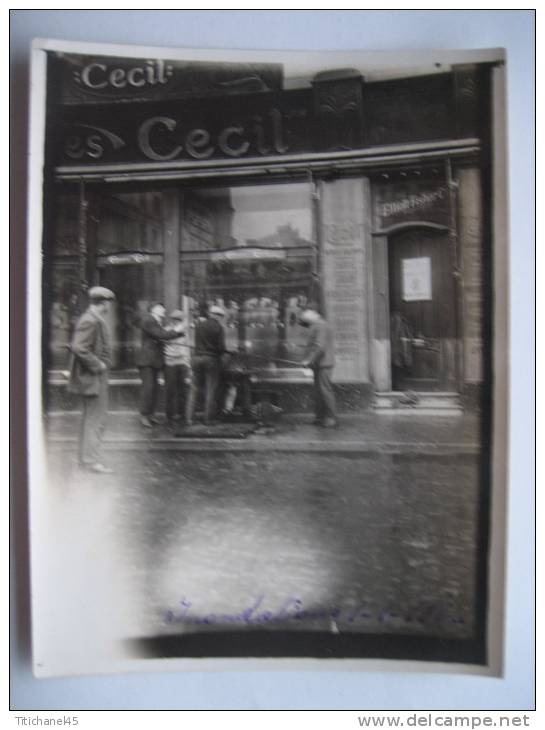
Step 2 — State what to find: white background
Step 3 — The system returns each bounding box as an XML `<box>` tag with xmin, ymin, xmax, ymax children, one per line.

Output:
<box><xmin>9</xmin><ymin>9</ymin><xmax>535</xmax><ymax>711</ymax></box>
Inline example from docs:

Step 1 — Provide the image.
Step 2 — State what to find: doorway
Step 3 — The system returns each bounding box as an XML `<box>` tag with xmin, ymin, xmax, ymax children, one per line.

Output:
<box><xmin>388</xmin><ymin>228</ymin><xmax>457</xmax><ymax>392</ymax></box>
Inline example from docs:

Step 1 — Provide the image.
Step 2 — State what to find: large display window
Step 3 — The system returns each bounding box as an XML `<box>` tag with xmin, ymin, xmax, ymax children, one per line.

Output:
<box><xmin>47</xmin><ymin>191</ymin><xmax>81</xmax><ymax>369</ymax></box>
<box><xmin>96</xmin><ymin>191</ymin><xmax>164</xmax><ymax>369</ymax></box>
<box><xmin>180</xmin><ymin>182</ymin><xmax>316</xmax><ymax>370</ymax></box>
<box><xmin>47</xmin><ymin>187</ymin><xmax>166</xmax><ymax>371</ymax></box>
<box><xmin>48</xmin><ymin>181</ymin><xmax>318</xmax><ymax>373</ymax></box>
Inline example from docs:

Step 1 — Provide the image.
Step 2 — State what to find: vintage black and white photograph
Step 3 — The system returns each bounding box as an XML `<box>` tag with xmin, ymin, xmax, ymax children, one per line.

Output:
<box><xmin>26</xmin><ymin>39</ymin><xmax>509</xmax><ymax>678</ymax></box>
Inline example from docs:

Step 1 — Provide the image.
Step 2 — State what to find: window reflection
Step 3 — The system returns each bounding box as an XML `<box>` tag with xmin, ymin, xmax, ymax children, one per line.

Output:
<box><xmin>181</xmin><ymin>182</ymin><xmax>314</xmax><ymax>369</ymax></box>
<box><xmin>182</xmin><ymin>183</ymin><xmax>313</xmax><ymax>251</ymax></box>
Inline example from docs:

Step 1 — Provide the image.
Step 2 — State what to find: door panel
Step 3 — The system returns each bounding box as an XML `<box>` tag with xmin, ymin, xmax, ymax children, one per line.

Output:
<box><xmin>389</xmin><ymin>229</ymin><xmax>457</xmax><ymax>391</ymax></box>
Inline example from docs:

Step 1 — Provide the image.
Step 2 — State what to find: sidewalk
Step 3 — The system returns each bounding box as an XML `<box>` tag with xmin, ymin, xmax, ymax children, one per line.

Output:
<box><xmin>45</xmin><ymin>411</ymin><xmax>482</xmax><ymax>455</ymax></box>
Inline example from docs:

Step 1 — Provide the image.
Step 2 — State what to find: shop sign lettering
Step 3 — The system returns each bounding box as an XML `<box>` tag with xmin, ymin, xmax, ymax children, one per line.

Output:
<box><xmin>211</xmin><ymin>248</ymin><xmax>286</xmax><ymax>262</ymax></box>
<box><xmin>75</xmin><ymin>59</ymin><xmax>173</xmax><ymax>91</ymax></box>
<box><xmin>380</xmin><ymin>188</ymin><xmax>447</xmax><ymax>219</ymax></box>
<box><xmin>60</xmin><ymin>54</ymin><xmax>283</xmax><ymax>104</ymax></box>
<box><xmin>63</xmin><ymin>108</ymin><xmax>291</xmax><ymax>162</ymax></box>
<box><xmin>138</xmin><ymin>109</ymin><xmax>288</xmax><ymax>161</ymax></box>
<box><xmin>65</xmin><ymin>125</ymin><xmax>126</xmax><ymax>160</ymax></box>
<box><xmin>375</xmin><ymin>183</ymin><xmax>449</xmax><ymax>229</ymax></box>
<box><xmin>106</xmin><ymin>253</ymin><xmax>153</xmax><ymax>265</ymax></box>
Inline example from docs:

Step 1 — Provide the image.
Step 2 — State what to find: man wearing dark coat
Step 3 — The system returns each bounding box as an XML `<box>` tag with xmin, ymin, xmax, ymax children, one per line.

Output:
<box><xmin>68</xmin><ymin>286</ymin><xmax>116</xmax><ymax>473</ymax></box>
<box><xmin>136</xmin><ymin>303</ymin><xmax>184</xmax><ymax>427</ymax></box>
<box><xmin>300</xmin><ymin>302</ymin><xmax>338</xmax><ymax>428</ymax></box>
<box><xmin>187</xmin><ymin>304</ymin><xmax>228</xmax><ymax>425</ymax></box>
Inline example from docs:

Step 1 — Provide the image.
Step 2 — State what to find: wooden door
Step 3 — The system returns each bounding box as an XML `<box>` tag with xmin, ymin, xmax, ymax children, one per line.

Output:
<box><xmin>388</xmin><ymin>229</ymin><xmax>457</xmax><ymax>392</ymax></box>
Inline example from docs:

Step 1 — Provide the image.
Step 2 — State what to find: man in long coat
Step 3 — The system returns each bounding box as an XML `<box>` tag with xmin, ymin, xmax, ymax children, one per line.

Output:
<box><xmin>68</xmin><ymin>286</ymin><xmax>116</xmax><ymax>473</ymax></box>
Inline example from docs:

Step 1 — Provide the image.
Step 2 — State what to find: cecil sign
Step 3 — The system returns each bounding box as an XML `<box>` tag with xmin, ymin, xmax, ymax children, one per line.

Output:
<box><xmin>58</xmin><ymin>53</ymin><xmax>283</xmax><ymax>105</ymax></box>
<box><xmin>137</xmin><ymin>111</ymin><xmax>288</xmax><ymax>161</ymax></box>
<box><xmin>62</xmin><ymin>107</ymin><xmax>297</xmax><ymax>163</ymax></box>
<box><xmin>76</xmin><ymin>59</ymin><xmax>173</xmax><ymax>91</ymax></box>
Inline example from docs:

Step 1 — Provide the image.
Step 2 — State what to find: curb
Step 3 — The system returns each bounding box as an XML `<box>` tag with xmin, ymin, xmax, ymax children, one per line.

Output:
<box><xmin>46</xmin><ymin>438</ymin><xmax>481</xmax><ymax>456</ymax></box>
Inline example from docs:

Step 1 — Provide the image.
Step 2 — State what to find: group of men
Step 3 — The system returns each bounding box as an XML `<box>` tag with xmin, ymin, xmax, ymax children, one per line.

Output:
<box><xmin>136</xmin><ymin>302</ymin><xmax>227</xmax><ymax>428</ymax></box>
<box><xmin>67</xmin><ymin>286</ymin><xmax>337</xmax><ymax>474</ymax></box>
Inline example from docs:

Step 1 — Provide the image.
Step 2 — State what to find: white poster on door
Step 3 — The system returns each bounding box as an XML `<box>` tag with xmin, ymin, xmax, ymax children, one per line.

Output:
<box><xmin>402</xmin><ymin>256</ymin><xmax>432</xmax><ymax>301</ymax></box>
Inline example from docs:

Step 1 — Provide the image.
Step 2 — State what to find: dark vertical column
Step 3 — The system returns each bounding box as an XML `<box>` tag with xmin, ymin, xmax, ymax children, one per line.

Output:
<box><xmin>309</xmin><ymin>172</ymin><xmax>323</xmax><ymax>311</ymax></box>
<box><xmin>77</xmin><ymin>179</ymin><xmax>88</xmax><ymax>310</ymax></box>
<box><xmin>452</xmin><ymin>64</ymin><xmax>481</xmax><ymax>139</ymax></box>
<box><xmin>446</xmin><ymin>158</ymin><xmax>463</xmax><ymax>393</ymax></box>
<box><xmin>162</xmin><ymin>188</ymin><xmax>181</xmax><ymax>312</ymax></box>
<box><xmin>311</xmin><ymin>69</ymin><xmax>364</xmax><ymax>151</ymax></box>
<box><xmin>85</xmin><ymin>187</ymin><xmax>100</xmax><ymax>287</ymax></box>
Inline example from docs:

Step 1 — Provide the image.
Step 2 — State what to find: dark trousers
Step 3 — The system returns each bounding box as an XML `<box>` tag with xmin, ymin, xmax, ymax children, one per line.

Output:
<box><xmin>139</xmin><ymin>366</ymin><xmax>161</xmax><ymax>416</ymax></box>
<box><xmin>190</xmin><ymin>355</ymin><xmax>220</xmax><ymax>423</ymax></box>
<box><xmin>78</xmin><ymin>372</ymin><xmax>108</xmax><ymax>465</ymax></box>
<box><xmin>313</xmin><ymin>366</ymin><xmax>336</xmax><ymax>421</ymax></box>
<box><xmin>164</xmin><ymin>364</ymin><xmax>193</xmax><ymax>422</ymax></box>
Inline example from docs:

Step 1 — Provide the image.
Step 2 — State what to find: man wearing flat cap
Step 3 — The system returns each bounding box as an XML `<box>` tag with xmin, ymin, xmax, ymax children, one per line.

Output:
<box><xmin>68</xmin><ymin>286</ymin><xmax>116</xmax><ymax>473</ymax></box>
<box><xmin>300</xmin><ymin>302</ymin><xmax>338</xmax><ymax>428</ymax></box>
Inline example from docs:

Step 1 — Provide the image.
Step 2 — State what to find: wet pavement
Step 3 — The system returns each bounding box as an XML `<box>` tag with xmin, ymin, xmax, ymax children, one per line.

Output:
<box><xmin>45</xmin><ymin>410</ymin><xmax>481</xmax><ymax>454</ymax></box>
<box><xmin>39</xmin><ymin>410</ymin><xmax>486</xmax><ymax>671</ymax></box>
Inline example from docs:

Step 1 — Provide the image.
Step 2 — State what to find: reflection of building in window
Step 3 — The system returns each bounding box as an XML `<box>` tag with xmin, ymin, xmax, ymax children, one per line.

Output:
<box><xmin>182</xmin><ymin>189</ymin><xmax>236</xmax><ymax>251</ymax></box>
<box><xmin>181</xmin><ymin>184</ymin><xmax>312</xmax><ymax>250</ymax></box>
<box><xmin>248</xmin><ymin>222</ymin><xmax>312</xmax><ymax>248</ymax></box>
<box><xmin>49</xmin><ymin>263</ymin><xmax>80</xmax><ymax>368</ymax></box>
<box><xmin>97</xmin><ymin>192</ymin><xmax>163</xmax><ymax>254</ymax></box>
<box><xmin>178</xmin><ymin>183</ymin><xmax>314</xmax><ymax>367</ymax></box>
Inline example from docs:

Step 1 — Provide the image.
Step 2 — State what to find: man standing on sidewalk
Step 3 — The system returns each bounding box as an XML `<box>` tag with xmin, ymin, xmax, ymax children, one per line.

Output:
<box><xmin>136</xmin><ymin>303</ymin><xmax>184</xmax><ymax>428</ymax></box>
<box><xmin>164</xmin><ymin>309</ymin><xmax>194</xmax><ymax>427</ymax></box>
<box><xmin>68</xmin><ymin>286</ymin><xmax>116</xmax><ymax>474</ymax></box>
<box><xmin>187</xmin><ymin>304</ymin><xmax>227</xmax><ymax>425</ymax></box>
<box><xmin>300</xmin><ymin>303</ymin><xmax>338</xmax><ymax>428</ymax></box>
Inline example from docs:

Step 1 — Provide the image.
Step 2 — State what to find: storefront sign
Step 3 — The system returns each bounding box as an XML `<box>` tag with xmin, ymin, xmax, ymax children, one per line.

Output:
<box><xmin>374</xmin><ymin>181</ymin><xmax>449</xmax><ymax>230</ymax></box>
<box><xmin>51</xmin><ymin>53</ymin><xmax>480</xmax><ymax>171</ymax></box>
<box><xmin>59</xmin><ymin>95</ymin><xmax>310</xmax><ymax>164</ymax></box>
<box><xmin>58</xmin><ymin>54</ymin><xmax>283</xmax><ymax>105</ymax></box>
<box><xmin>402</xmin><ymin>257</ymin><xmax>432</xmax><ymax>301</ymax></box>
<box><xmin>210</xmin><ymin>248</ymin><xmax>286</xmax><ymax>262</ymax></box>
<box><xmin>102</xmin><ymin>253</ymin><xmax>161</xmax><ymax>265</ymax></box>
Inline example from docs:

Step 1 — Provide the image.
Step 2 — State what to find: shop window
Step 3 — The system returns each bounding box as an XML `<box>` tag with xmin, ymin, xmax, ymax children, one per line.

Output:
<box><xmin>48</xmin><ymin>188</ymin><xmax>165</xmax><ymax>372</ymax></box>
<box><xmin>98</xmin><ymin>261</ymin><xmax>163</xmax><ymax>370</ymax></box>
<box><xmin>47</xmin><ymin>262</ymin><xmax>80</xmax><ymax>369</ymax></box>
<box><xmin>47</xmin><ymin>190</ymin><xmax>81</xmax><ymax>369</ymax></box>
<box><xmin>181</xmin><ymin>183</ymin><xmax>315</xmax><ymax>369</ymax></box>
<box><xmin>53</xmin><ymin>193</ymin><xmax>80</xmax><ymax>256</ymax></box>
<box><xmin>97</xmin><ymin>192</ymin><xmax>162</xmax><ymax>254</ymax></box>
<box><xmin>94</xmin><ymin>191</ymin><xmax>164</xmax><ymax>370</ymax></box>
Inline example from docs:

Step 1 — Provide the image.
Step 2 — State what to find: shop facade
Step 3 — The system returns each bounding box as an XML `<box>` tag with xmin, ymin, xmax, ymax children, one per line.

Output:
<box><xmin>43</xmin><ymin>53</ymin><xmax>493</xmax><ymax>413</ymax></box>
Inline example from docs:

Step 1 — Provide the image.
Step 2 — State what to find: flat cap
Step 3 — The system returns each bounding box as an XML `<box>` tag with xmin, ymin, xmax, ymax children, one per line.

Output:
<box><xmin>169</xmin><ymin>309</ymin><xmax>185</xmax><ymax>320</ymax></box>
<box><xmin>209</xmin><ymin>305</ymin><xmax>225</xmax><ymax>316</ymax></box>
<box><xmin>88</xmin><ymin>286</ymin><xmax>115</xmax><ymax>302</ymax></box>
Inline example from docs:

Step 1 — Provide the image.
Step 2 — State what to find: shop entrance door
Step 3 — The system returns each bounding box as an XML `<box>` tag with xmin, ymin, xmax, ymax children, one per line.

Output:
<box><xmin>388</xmin><ymin>229</ymin><xmax>457</xmax><ymax>392</ymax></box>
